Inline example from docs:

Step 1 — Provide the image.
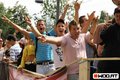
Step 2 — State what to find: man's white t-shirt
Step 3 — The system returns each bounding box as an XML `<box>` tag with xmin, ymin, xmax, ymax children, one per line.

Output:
<box><xmin>51</xmin><ymin>44</ymin><xmax>64</xmax><ymax>69</ymax></box>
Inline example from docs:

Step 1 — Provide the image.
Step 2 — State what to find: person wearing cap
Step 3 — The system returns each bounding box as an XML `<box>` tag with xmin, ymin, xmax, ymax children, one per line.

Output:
<box><xmin>97</xmin><ymin>7</ymin><xmax>120</xmax><ymax>74</ymax></box>
<box><xmin>50</xmin><ymin>19</ymin><xmax>66</xmax><ymax>69</ymax></box>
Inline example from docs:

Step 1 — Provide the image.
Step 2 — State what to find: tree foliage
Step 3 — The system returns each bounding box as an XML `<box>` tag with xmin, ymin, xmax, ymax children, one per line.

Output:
<box><xmin>0</xmin><ymin>2</ymin><xmax>30</xmax><ymax>40</ymax></box>
<box><xmin>99</xmin><ymin>10</ymin><xmax>113</xmax><ymax>23</ymax></box>
<box><xmin>39</xmin><ymin>0</ymin><xmax>74</xmax><ymax>31</ymax></box>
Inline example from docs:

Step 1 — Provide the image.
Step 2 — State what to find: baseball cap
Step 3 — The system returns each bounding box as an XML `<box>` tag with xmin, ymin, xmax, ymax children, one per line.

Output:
<box><xmin>56</xmin><ymin>19</ymin><xmax>65</xmax><ymax>26</ymax></box>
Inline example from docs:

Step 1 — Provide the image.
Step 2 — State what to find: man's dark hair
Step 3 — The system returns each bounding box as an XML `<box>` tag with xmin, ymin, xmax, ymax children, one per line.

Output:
<box><xmin>79</xmin><ymin>15</ymin><xmax>86</xmax><ymax>24</ymax></box>
<box><xmin>56</xmin><ymin>19</ymin><xmax>65</xmax><ymax>26</ymax></box>
<box><xmin>69</xmin><ymin>20</ymin><xmax>78</xmax><ymax>30</ymax></box>
<box><xmin>37</xmin><ymin>19</ymin><xmax>44</xmax><ymax>23</ymax></box>
<box><xmin>6</xmin><ymin>34</ymin><xmax>17</xmax><ymax>41</ymax></box>
<box><xmin>36</xmin><ymin>19</ymin><xmax>45</xmax><ymax>25</ymax></box>
<box><xmin>114</xmin><ymin>7</ymin><xmax>120</xmax><ymax>15</ymax></box>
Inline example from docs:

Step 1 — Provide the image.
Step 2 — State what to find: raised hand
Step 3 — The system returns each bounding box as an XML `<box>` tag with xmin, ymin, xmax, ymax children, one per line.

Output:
<box><xmin>90</xmin><ymin>16</ymin><xmax>99</xmax><ymax>36</ymax></box>
<box><xmin>74</xmin><ymin>0</ymin><xmax>82</xmax><ymax>23</ymax></box>
<box><xmin>87</xmin><ymin>11</ymin><xmax>96</xmax><ymax>21</ymax></box>
<box><xmin>59</xmin><ymin>3</ymin><xmax>69</xmax><ymax>19</ymax></box>
<box><xmin>74</xmin><ymin>0</ymin><xmax>82</xmax><ymax>11</ymax></box>
<box><xmin>38</xmin><ymin>35</ymin><xmax>47</xmax><ymax>43</ymax></box>
<box><xmin>64</xmin><ymin>4</ymin><xmax>69</xmax><ymax>11</ymax></box>
<box><xmin>24</xmin><ymin>16</ymin><xmax>32</xmax><ymax>26</ymax></box>
<box><xmin>94</xmin><ymin>16</ymin><xmax>99</xmax><ymax>23</ymax></box>
<box><xmin>17</xmin><ymin>66</ymin><xmax>23</xmax><ymax>72</ymax></box>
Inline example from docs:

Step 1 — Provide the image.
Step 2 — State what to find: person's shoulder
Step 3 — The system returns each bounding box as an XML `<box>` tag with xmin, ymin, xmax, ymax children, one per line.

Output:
<box><xmin>29</xmin><ymin>32</ymin><xmax>34</xmax><ymax>36</ymax></box>
<box><xmin>11</xmin><ymin>43</ymin><xmax>21</xmax><ymax>49</ymax></box>
<box><xmin>56</xmin><ymin>33</ymin><xmax>69</xmax><ymax>43</ymax></box>
<box><xmin>80</xmin><ymin>32</ymin><xmax>89</xmax><ymax>36</ymax></box>
<box><xmin>0</xmin><ymin>47</ymin><xmax>5</xmax><ymax>52</ymax></box>
<box><xmin>106</xmin><ymin>23</ymin><xmax>115</xmax><ymax>30</ymax></box>
<box><xmin>60</xmin><ymin>33</ymin><xmax>70</xmax><ymax>40</ymax></box>
<box><xmin>97</xmin><ymin>23</ymin><xmax>106</xmax><ymax>29</ymax></box>
<box><xmin>64</xmin><ymin>33</ymin><xmax>70</xmax><ymax>37</ymax></box>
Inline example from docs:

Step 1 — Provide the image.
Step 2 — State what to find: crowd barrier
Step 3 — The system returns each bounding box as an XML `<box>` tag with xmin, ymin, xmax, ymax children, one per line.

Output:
<box><xmin>0</xmin><ymin>58</ymin><xmax>120</xmax><ymax>80</ymax></box>
<box><xmin>0</xmin><ymin>61</ymin><xmax>67</xmax><ymax>80</ymax></box>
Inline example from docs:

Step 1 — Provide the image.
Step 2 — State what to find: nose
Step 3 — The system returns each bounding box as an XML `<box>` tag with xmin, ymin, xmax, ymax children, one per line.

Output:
<box><xmin>77</xmin><ymin>30</ymin><xmax>81</xmax><ymax>33</ymax></box>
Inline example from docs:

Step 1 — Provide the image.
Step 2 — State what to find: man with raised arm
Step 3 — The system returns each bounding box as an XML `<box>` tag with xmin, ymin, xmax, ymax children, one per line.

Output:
<box><xmin>38</xmin><ymin>20</ymin><xmax>91</xmax><ymax>80</ymax></box>
<box><xmin>2</xmin><ymin>16</ymin><xmax>55</xmax><ymax>75</ymax></box>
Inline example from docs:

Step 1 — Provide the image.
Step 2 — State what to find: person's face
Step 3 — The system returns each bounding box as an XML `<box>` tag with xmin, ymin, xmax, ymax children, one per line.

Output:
<box><xmin>55</xmin><ymin>22</ymin><xmax>66</xmax><ymax>36</ymax></box>
<box><xmin>37</xmin><ymin>20</ymin><xmax>46</xmax><ymax>33</ymax></box>
<box><xmin>69</xmin><ymin>24</ymin><xmax>81</xmax><ymax>40</ymax></box>
<box><xmin>115</xmin><ymin>13</ymin><xmax>120</xmax><ymax>25</ymax></box>
<box><xmin>5</xmin><ymin>40</ymin><xmax>12</xmax><ymax>48</ymax></box>
<box><xmin>81</xmin><ymin>17</ymin><xmax>88</xmax><ymax>29</ymax></box>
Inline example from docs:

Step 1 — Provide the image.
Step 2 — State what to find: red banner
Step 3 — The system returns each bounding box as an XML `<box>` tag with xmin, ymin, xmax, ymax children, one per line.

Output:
<box><xmin>9</xmin><ymin>65</ymin><xmax>67</xmax><ymax>80</ymax></box>
<box><xmin>46</xmin><ymin>66</ymin><xmax>67</xmax><ymax>80</ymax></box>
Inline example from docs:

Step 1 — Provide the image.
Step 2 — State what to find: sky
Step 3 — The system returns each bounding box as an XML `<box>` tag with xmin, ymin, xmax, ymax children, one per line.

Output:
<box><xmin>0</xmin><ymin>0</ymin><xmax>117</xmax><ymax>18</ymax></box>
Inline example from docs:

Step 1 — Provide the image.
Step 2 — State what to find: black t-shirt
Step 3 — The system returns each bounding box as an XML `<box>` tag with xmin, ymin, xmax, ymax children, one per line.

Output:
<box><xmin>100</xmin><ymin>23</ymin><xmax>120</xmax><ymax>57</ymax></box>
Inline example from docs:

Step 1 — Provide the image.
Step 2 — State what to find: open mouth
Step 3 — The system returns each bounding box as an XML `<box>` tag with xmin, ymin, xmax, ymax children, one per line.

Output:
<box><xmin>59</xmin><ymin>30</ymin><xmax>63</xmax><ymax>33</ymax></box>
<box><xmin>40</xmin><ymin>28</ymin><xmax>43</xmax><ymax>30</ymax></box>
<box><xmin>59</xmin><ymin>29</ymin><xmax>64</xmax><ymax>33</ymax></box>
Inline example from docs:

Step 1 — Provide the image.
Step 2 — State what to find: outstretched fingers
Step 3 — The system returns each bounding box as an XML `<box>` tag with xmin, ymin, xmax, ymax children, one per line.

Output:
<box><xmin>24</xmin><ymin>16</ymin><xmax>32</xmax><ymax>26</ymax></box>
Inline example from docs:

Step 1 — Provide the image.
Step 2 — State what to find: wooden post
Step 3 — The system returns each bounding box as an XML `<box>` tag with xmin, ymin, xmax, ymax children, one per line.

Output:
<box><xmin>79</xmin><ymin>60</ymin><xmax>90</xmax><ymax>80</ymax></box>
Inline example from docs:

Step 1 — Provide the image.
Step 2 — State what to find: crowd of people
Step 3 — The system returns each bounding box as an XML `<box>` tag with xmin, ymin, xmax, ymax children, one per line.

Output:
<box><xmin>0</xmin><ymin>1</ymin><xmax>120</xmax><ymax>80</ymax></box>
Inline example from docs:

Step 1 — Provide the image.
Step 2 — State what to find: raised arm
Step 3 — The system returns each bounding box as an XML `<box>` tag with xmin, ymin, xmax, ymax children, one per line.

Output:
<box><xmin>90</xmin><ymin>16</ymin><xmax>98</xmax><ymax>37</ymax></box>
<box><xmin>2</xmin><ymin>15</ymin><xmax>30</xmax><ymax>38</ymax></box>
<box><xmin>38</xmin><ymin>35</ymin><xmax>62</xmax><ymax>46</ymax></box>
<box><xmin>82</xmin><ymin>11</ymin><xmax>95</xmax><ymax>33</ymax></box>
<box><xmin>59</xmin><ymin>4</ymin><xmax>69</xmax><ymax>20</ymax></box>
<box><xmin>24</xmin><ymin>16</ymin><xmax>42</xmax><ymax>37</ymax></box>
<box><xmin>74</xmin><ymin>0</ymin><xmax>81</xmax><ymax>23</ymax></box>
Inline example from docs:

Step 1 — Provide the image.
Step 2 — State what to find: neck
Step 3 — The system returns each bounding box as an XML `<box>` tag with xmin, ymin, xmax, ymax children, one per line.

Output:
<box><xmin>11</xmin><ymin>41</ymin><xmax>16</xmax><ymax>46</ymax></box>
<box><xmin>70</xmin><ymin>36</ymin><xmax>78</xmax><ymax>40</ymax></box>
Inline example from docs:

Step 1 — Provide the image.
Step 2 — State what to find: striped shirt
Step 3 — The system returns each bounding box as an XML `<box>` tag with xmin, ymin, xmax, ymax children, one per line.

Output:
<box><xmin>29</xmin><ymin>32</ymin><xmax>53</xmax><ymax>62</ymax></box>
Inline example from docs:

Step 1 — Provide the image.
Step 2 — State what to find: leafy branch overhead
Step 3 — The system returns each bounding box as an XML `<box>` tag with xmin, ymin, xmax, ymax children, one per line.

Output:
<box><xmin>0</xmin><ymin>2</ymin><xmax>30</xmax><ymax>39</ymax></box>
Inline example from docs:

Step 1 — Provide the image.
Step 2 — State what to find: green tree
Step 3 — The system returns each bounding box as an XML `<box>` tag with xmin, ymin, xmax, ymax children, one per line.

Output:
<box><xmin>0</xmin><ymin>2</ymin><xmax>9</xmax><ymax>39</ymax></box>
<box><xmin>99</xmin><ymin>10</ymin><xmax>113</xmax><ymax>23</ymax></box>
<box><xmin>37</xmin><ymin>0</ymin><xmax>74</xmax><ymax>31</ymax></box>
<box><xmin>0</xmin><ymin>2</ymin><xmax>30</xmax><ymax>40</ymax></box>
